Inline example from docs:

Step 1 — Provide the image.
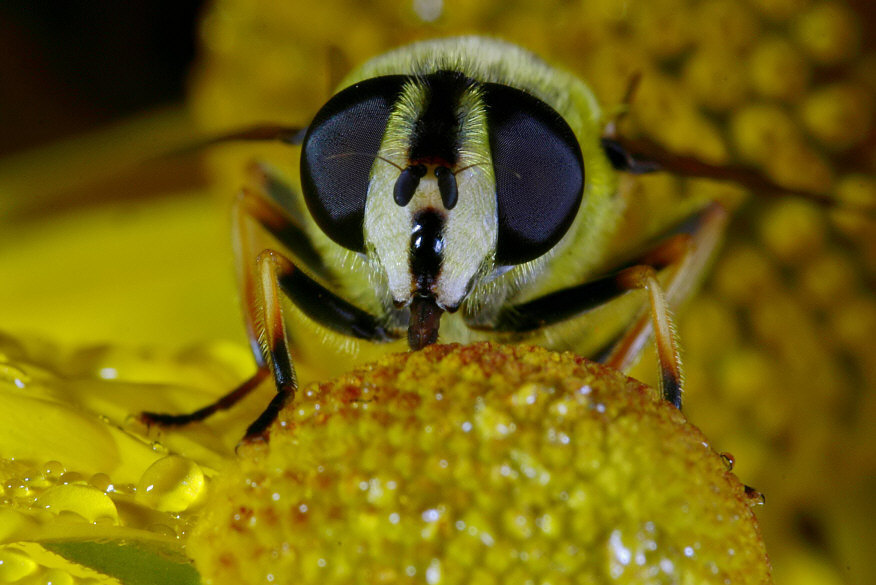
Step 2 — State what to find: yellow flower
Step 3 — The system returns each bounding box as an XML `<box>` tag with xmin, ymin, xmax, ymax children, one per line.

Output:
<box><xmin>1</xmin><ymin>338</ymin><xmax>772</xmax><ymax>584</ymax></box>
<box><xmin>191</xmin><ymin>343</ymin><xmax>772</xmax><ymax>584</ymax></box>
<box><xmin>2</xmin><ymin>0</ymin><xmax>874</xmax><ymax>583</ymax></box>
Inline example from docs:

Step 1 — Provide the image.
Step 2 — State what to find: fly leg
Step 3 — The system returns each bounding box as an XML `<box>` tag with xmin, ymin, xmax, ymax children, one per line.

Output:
<box><xmin>601</xmin><ymin>203</ymin><xmax>729</xmax><ymax>383</ymax></box>
<box><xmin>235</xmin><ymin>246</ymin><xmax>398</xmax><ymax>442</ymax></box>
<box><xmin>602</xmin><ymin>134</ymin><xmax>855</xmax><ymax>210</ymax></box>
<box><xmin>140</xmin><ymin>176</ymin><xmax>399</xmax><ymax>442</ymax></box>
<box><xmin>232</xmin><ymin>249</ymin><xmax>300</xmax><ymax>442</ymax></box>
<box><xmin>478</xmin><ymin>266</ymin><xmax>685</xmax><ymax>407</ymax></box>
<box><xmin>138</xmin><ymin>244</ymin><xmax>299</xmax><ymax>443</ymax></box>
<box><xmin>471</xmin><ymin>202</ymin><xmax>728</xmax><ymax>409</ymax></box>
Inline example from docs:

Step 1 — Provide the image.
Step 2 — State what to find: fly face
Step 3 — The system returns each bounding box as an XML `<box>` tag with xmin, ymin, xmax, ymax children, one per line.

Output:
<box><xmin>301</xmin><ymin>68</ymin><xmax>585</xmax><ymax>347</ymax></box>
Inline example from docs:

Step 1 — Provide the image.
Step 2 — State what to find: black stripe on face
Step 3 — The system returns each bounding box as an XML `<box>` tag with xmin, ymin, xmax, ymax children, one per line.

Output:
<box><xmin>408</xmin><ymin>71</ymin><xmax>474</xmax><ymax>166</ymax></box>
<box><xmin>410</xmin><ymin>210</ymin><xmax>445</xmax><ymax>293</ymax></box>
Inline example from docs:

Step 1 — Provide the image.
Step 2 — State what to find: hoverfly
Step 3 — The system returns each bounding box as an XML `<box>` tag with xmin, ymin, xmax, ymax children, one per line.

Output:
<box><xmin>140</xmin><ymin>36</ymin><xmax>840</xmax><ymax>442</ymax></box>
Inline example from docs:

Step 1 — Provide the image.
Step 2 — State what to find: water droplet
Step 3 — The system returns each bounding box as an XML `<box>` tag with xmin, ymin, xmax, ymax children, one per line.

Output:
<box><xmin>150</xmin><ymin>441</ymin><xmax>168</xmax><ymax>454</ymax></box>
<box><xmin>3</xmin><ymin>479</ymin><xmax>28</xmax><ymax>500</ymax></box>
<box><xmin>114</xmin><ymin>482</ymin><xmax>137</xmax><ymax>495</ymax></box>
<box><xmin>136</xmin><ymin>455</ymin><xmax>206</xmax><ymax>512</ymax></box>
<box><xmin>719</xmin><ymin>452</ymin><xmax>735</xmax><ymax>470</ymax></box>
<box><xmin>23</xmin><ymin>469</ymin><xmax>50</xmax><ymax>490</ymax></box>
<box><xmin>35</xmin><ymin>484</ymin><xmax>119</xmax><ymax>523</ymax></box>
<box><xmin>89</xmin><ymin>473</ymin><xmax>113</xmax><ymax>492</ymax></box>
<box><xmin>0</xmin><ymin>364</ymin><xmax>30</xmax><ymax>389</ymax></box>
<box><xmin>744</xmin><ymin>485</ymin><xmax>766</xmax><ymax>505</ymax></box>
<box><xmin>40</xmin><ymin>568</ymin><xmax>74</xmax><ymax>585</ymax></box>
<box><xmin>58</xmin><ymin>472</ymin><xmax>83</xmax><ymax>485</ymax></box>
<box><xmin>41</xmin><ymin>461</ymin><xmax>65</xmax><ymax>482</ymax></box>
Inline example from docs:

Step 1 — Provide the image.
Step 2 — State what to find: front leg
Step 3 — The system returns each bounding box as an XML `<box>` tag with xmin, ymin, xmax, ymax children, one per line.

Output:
<box><xmin>244</xmin><ymin>249</ymin><xmax>400</xmax><ymax>441</ymax></box>
<box><xmin>475</xmin><ymin>263</ymin><xmax>685</xmax><ymax>407</ymax></box>
<box><xmin>139</xmin><ymin>247</ymin><xmax>301</xmax><ymax>442</ymax></box>
<box><xmin>141</xmin><ymin>181</ymin><xmax>401</xmax><ymax>443</ymax></box>
<box><xmin>470</xmin><ymin>203</ymin><xmax>728</xmax><ymax>409</ymax></box>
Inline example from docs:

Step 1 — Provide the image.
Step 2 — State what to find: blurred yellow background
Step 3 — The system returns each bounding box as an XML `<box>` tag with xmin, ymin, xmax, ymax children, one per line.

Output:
<box><xmin>0</xmin><ymin>1</ymin><xmax>874</xmax><ymax>583</ymax></box>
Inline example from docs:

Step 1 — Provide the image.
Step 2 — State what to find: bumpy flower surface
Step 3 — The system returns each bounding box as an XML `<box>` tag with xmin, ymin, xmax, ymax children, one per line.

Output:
<box><xmin>190</xmin><ymin>343</ymin><xmax>770</xmax><ymax>584</ymax></box>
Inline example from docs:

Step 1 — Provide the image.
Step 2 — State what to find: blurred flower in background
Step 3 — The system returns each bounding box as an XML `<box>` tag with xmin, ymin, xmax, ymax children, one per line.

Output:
<box><xmin>0</xmin><ymin>1</ymin><xmax>874</xmax><ymax>584</ymax></box>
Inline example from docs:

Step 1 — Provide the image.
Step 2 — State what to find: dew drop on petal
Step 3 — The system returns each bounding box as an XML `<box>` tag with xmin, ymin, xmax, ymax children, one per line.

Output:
<box><xmin>136</xmin><ymin>455</ymin><xmax>205</xmax><ymax>512</ymax></box>
<box><xmin>41</xmin><ymin>568</ymin><xmax>74</xmax><ymax>585</ymax></box>
<box><xmin>35</xmin><ymin>484</ymin><xmax>119</xmax><ymax>524</ymax></box>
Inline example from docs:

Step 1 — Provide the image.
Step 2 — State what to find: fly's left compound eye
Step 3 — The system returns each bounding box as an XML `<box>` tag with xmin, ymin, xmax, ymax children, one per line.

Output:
<box><xmin>483</xmin><ymin>84</ymin><xmax>585</xmax><ymax>266</ymax></box>
<box><xmin>301</xmin><ymin>76</ymin><xmax>407</xmax><ymax>252</ymax></box>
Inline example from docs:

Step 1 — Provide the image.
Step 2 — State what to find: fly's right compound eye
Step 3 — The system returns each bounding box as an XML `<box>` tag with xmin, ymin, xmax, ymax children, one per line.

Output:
<box><xmin>483</xmin><ymin>84</ymin><xmax>585</xmax><ymax>266</ymax></box>
<box><xmin>301</xmin><ymin>76</ymin><xmax>406</xmax><ymax>252</ymax></box>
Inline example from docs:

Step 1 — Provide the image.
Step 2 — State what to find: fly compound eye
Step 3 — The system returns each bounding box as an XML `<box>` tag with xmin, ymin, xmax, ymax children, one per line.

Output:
<box><xmin>483</xmin><ymin>84</ymin><xmax>585</xmax><ymax>265</ymax></box>
<box><xmin>301</xmin><ymin>75</ymin><xmax>407</xmax><ymax>252</ymax></box>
